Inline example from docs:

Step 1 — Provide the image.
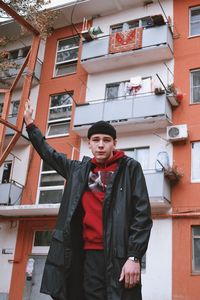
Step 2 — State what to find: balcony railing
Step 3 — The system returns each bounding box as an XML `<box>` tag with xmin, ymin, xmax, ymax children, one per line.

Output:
<box><xmin>0</xmin><ymin>57</ymin><xmax>42</xmax><ymax>86</ymax></box>
<box><xmin>81</xmin><ymin>25</ymin><xmax>173</xmax><ymax>73</ymax></box>
<box><xmin>0</xmin><ymin>181</ymin><xmax>23</xmax><ymax>206</ymax></box>
<box><xmin>144</xmin><ymin>170</ymin><xmax>171</xmax><ymax>211</ymax></box>
<box><xmin>5</xmin><ymin>115</ymin><xmax>29</xmax><ymax>141</ymax></box>
<box><xmin>73</xmin><ymin>93</ymin><xmax>172</xmax><ymax>136</ymax></box>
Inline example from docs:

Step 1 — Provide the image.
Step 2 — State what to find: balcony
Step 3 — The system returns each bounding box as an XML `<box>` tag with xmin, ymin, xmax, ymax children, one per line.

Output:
<box><xmin>0</xmin><ymin>181</ymin><xmax>23</xmax><ymax>206</ymax></box>
<box><xmin>0</xmin><ymin>57</ymin><xmax>42</xmax><ymax>88</ymax></box>
<box><xmin>144</xmin><ymin>170</ymin><xmax>171</xmax><ymax>212</ymax></box>
<box><xmin>0</xmin><ymin>170</ymin><xmax>170</xmax><ymax>217</ymax></box>
<box><xmin>73</xmin><ymin>93</ymin><xmax>172</xmax><ymax>136</ymax></box>
<box><xmin>81</xmin><ymin>25</ymin><xmax>173</xmax><ymax>73</ymax></box>
<box><xmin>6</xmin><ymin>116</ymin><xmax>28</xmax><ymax>137</ymax></box>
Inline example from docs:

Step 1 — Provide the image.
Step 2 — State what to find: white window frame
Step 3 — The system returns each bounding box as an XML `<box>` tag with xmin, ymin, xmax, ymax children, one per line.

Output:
<box><xmin>191</xmin><ymin>141</ymin><xmax>200</xmax><ymax>182</ymax></box>
<box><xmin>123</xmin><ymin>147</ymin><xmax>150</xmax><ymax>171</ymax></box>
<box><xmin>190</xmin><ymin>70</ymin><xmax>200</xmax><ymax>104</ymax></box>
<box><xmin>37</xmin><ymin>162</ymin><xmax>64</xmax><ymax>205</ymax></box>
<box><xmin>54</xmin><ymin>36</ymin><xmax>79</xmax><ymax>77</ymax></box>
<box><xmin>32</xmin><ymin>231</ymin><xmax>52</xmax><ymax>254</ymax></box>
<box><xmin>189</xmin><ymin>6</ymin><xmax>200</xmax><ymax>37</ymax></box>
<box><xmin>46</xmin><ymin>92</ymin><xmax>73</xmax><ymax>138</ymax></box>
<box><xmin>192</xmin><ymin>226</ymin><xmax>200</xmax><ymax>274</ymax></box>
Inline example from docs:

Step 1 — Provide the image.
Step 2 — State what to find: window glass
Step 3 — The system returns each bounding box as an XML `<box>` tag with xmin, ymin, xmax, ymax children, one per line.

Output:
<box><xmin>123</xmin><ymin>147</ymin><xmax>149</xmax><ymax>170</ymax></box>
<box><xmin>191</xmin><ymin>70</ymin><xmax>200</xmax><ymax>103</ymax></box>
<box><xmin>0</xmin><ymin>102</ymin><xmax>3</xmax><ymax>116</ymax></box>
<box><xmin>191</xmin><ymin>142</ymin><xmax>200</xmax><ymax>181</ymax></box>
<box><xmin>192</xmin><ymin>226</ymin><xmax>200</xmax><ymax>273</ymax></box>
<box><xmin>39</xmin><ymin>189</ymin><xmax>63</xmax><ymax>204</ymax></box>
<box><xmin>34</xmin><ymin>231</ymin><xmax>52</xmax><ymax>246</ymax></box>
<box><xmin>47</xmin><ymin>122</ymin><xmax>70</xmax><ymax>137</ymax></box>
<box><xmin>190</xmin><ymin>7</ymin><xmax>200</xmax><ymax>36</ymax></box>
<box><xmin>1</xmin><ymin>162</ymin><xmax>12</xmax><ymax>183</ymax></box>
<box><xmin>55</xmin><ymin>36</ymin><xmax>79</xmax><ymax>76</ymax></box>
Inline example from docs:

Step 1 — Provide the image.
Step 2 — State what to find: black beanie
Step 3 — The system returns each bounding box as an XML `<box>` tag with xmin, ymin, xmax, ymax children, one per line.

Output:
<box><xmin>87</xmin><ymin>121</ymin><xmax>116</xmax><ymax>139</ymax></box>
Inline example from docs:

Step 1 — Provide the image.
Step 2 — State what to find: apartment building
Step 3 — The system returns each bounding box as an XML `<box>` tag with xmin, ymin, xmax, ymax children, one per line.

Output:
<box><xmin>172</xmin><ymin>1</ymin><xmax>200</xmax><ymax>299</ymax></box>
<box><xmin>0</xmin><ymin>0</ymin><xmax>187</xmax><ymax>299</ymax></box>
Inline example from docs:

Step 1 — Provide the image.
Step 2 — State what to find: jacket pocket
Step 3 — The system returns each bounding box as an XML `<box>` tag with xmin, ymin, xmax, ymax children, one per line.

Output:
<box><xmin>47</xmin><ymin>229</ymin><xmax>65</xmax><ymax>267</ymax></box>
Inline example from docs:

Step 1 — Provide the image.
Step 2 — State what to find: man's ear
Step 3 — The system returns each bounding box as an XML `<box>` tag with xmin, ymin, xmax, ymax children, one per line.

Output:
<box><xmin>113</xmin><ymin>139</ymin><xmax>117</xmax><ymax>148</ymax></box>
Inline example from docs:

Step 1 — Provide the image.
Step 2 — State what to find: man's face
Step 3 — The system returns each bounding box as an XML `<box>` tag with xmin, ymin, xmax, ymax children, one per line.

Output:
<box><xmin>88</xmin><ymin>134</ymin><xmax>117</xmax><ymax>163</ymax></box>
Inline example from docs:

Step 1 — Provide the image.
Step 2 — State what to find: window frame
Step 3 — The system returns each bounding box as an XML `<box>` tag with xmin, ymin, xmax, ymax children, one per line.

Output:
<box><xmin>122</xmin><ymin>146</ymin><xmax>150</xmax><ymax>171</ymax></box>
<box><xmin>192</xmin><ymin>226</ymin><xmax>200</xmax><ymax>274</ymax></box>
<box><xmin>37</xmin><ymin>161</ymin><xmax>65</xmax><ymax>205</ymax></box>
<box><xmin>189</xmin><ymin>6</ymin><xmax>200</xmax><ymax>37</ymax></box>
<box><xmin>191</xmin><ymin>141</ymin><xmax>200</xmax><ymax>182</ymax></box>
<box><xmin>46</xmin><ymin>92</ymin><xmax>73</xmax><ymax>138</ymax></box>
<box><xmin>54</xmin><ymin>36</ymin><xmax>80</xmax><ymax>77</ymax></box>
<box><xmin>190</xmin><ymin>69</ymin><xmax>200</xmax><ymax>104</ymax></box>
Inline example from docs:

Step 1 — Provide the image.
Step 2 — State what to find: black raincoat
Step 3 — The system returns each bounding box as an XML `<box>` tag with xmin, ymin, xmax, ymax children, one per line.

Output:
<box><xmin>27</xmin><ymin>124</ymin><xmax>152</xmax><ymax>300</ymax></box>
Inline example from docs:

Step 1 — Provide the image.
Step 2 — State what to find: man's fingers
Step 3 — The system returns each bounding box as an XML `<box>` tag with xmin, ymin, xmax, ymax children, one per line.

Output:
<box><xmin>119</xmin><ymin>267</ymin><xmax>124</xmax><ymax>282</ymax></box>
<box><xmin>124</xmin><ymin>273</ymin><xmax>130</xmax><ymax>288</ymax></box>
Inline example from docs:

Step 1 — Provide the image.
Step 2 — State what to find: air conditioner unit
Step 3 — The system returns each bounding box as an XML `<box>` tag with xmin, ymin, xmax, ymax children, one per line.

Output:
<box><xmin>167</xmin><ymin>124</ymin><xmax>188</xmax><ymax>142</ymax></box>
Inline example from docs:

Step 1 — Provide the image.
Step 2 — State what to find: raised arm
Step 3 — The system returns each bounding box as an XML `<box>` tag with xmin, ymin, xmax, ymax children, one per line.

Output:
<box><xmin>24</xmin><ymin>101</ymin><xmax>78</xmax><ymax>179</ymax></box>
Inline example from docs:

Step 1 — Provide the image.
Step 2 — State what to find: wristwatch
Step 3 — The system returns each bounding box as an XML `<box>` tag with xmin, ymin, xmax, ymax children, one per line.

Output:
<box><xmin>128</xmin><ymin>256</ymin><xmax>140</xmax><ymax>263</ymax></box>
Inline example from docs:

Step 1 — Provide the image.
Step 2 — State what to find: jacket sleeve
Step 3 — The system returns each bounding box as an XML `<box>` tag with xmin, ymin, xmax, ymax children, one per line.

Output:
<box><xmin>26</xmin><ymin>124</ymin><xmax>78</xmax><ymax>180</ymax></box>
<box><xmin>127</xmin><ymin>161</ymin><xmax>153</xmax><ymax>259</ymax></box>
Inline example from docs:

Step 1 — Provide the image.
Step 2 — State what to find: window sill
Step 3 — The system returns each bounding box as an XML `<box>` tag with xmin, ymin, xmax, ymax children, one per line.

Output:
<box><xmin>46</xmin><ymin>133</ymin><xmax>69</xmax><ymax>139</ymax></box>
<box><xmin>188</xmin><ymin>34</ymin><xmax>200</xmax><ymax>39</ymax></box>
<box><xmin>189</xmin><ymin>102</ymin><xmax>200</xmax><ymax>105</ymax></box>
<box><xmin>52</xmin><ymin>72</ymin><xmax>77</xmax><ymax>79</ymax></box>
<box><xmin>191</xmin><ymin>179</ymin><xmax>200</xmax><ymax>183</ymax></box>
<box><xmin>191</xmin><ymin>272</ymin><xmax>200</xmax><ymax>276</ymax></box>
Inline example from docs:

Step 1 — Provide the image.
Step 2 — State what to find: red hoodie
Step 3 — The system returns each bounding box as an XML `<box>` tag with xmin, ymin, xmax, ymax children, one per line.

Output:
<box><xmin>82</xmin><ymin>150</ymin><xmax>124</xmax><ymax>250</ymax></box>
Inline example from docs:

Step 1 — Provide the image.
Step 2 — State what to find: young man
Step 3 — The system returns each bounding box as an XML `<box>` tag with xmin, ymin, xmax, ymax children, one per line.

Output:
<box><xmin>24</xmin><ymin>101</ymin><xmax>152</xmax><ymax>300</ymax></box>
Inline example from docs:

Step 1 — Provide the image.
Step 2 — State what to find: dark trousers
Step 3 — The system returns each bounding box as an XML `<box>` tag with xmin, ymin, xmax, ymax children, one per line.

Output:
<box><xmin>83</xmin><ymin>250</ymin><xmax>107</xmax><ymax>300</ymax></box>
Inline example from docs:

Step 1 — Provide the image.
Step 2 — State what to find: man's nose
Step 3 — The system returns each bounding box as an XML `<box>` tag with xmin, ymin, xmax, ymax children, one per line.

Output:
<box><xmin>98</xmin><ymin>140</ymin><xmax>104</xmax><ymax>147</ymax></box>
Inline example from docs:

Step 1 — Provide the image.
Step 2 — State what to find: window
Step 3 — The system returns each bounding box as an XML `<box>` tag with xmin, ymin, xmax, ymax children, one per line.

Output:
<box><xmin>111</xmin><ymin>16</ymin><xmax>155</xmax><ymax>33</ymax></box>
<box><xmin>8</xmin><ymin>46</ymin><xmax>30</xmax><ymax>60</ymax></box>
<box><xmin>32</xmin><ymin>230</ymin><xmax>52</xmax><ymax>254</ymax></box>
<box><xmin>105</xmin><ymin>81</ymin><xmax>129</xmax><ymax>99</ymax></box>
<box><xmin>34</xmin><ymin>231</ymin><xmax>52</xmax><ymax>247</ymax></box>
<box><xmin>47</xmin><ymin>92</ymin><xmax>73</xmax><ymax>137</ymax></box>
<box><xmin>190</xmin><ymin>6</ymin><xmax>200</xmax><ymax>36</ymax></box>
<box><xmin>9</xmin><ymin>100</ymin><xmax>20</xmax><ymax>117</ymax></box>
<box><xmin>191</xmin><ymin>70</ymin><xmax>200</xmax><ymax>103</ymax></box>
<box><xmin>38</xmin><ymin>162</ymin><xmax>64</xmax><ymax>204</ymax></box>
<box><xmin>105</xmin><ymin>77</ymin><xmax>152</xmax><ymax>100</ymax></box>
<box><xmin>0</xmin><ymin>102</ymin><xmax>3</xmax><ymax>116</ymax></box>
<box><xmin>191</xmin><ymin>142</ymin><xmax>200</xmax><ymax>181</ymax></box>
<box><xmin>192</xmin><ymin>226</ymin><xmax>200</xmax><ymax>273</ymax></box>
<box><xmin>54</xmin><ymin>36</ymin><xmax>80</xmax><ymax>76</ymax></box>
<box><xmin>123</xmin><ymin>147</ymin><xmax>149</xmax><ymax>170</ymax></box>
<box><xmin>1</xmin><ymin>161</ymin><xmax>12</xmax><ymax>183</ymax></box>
